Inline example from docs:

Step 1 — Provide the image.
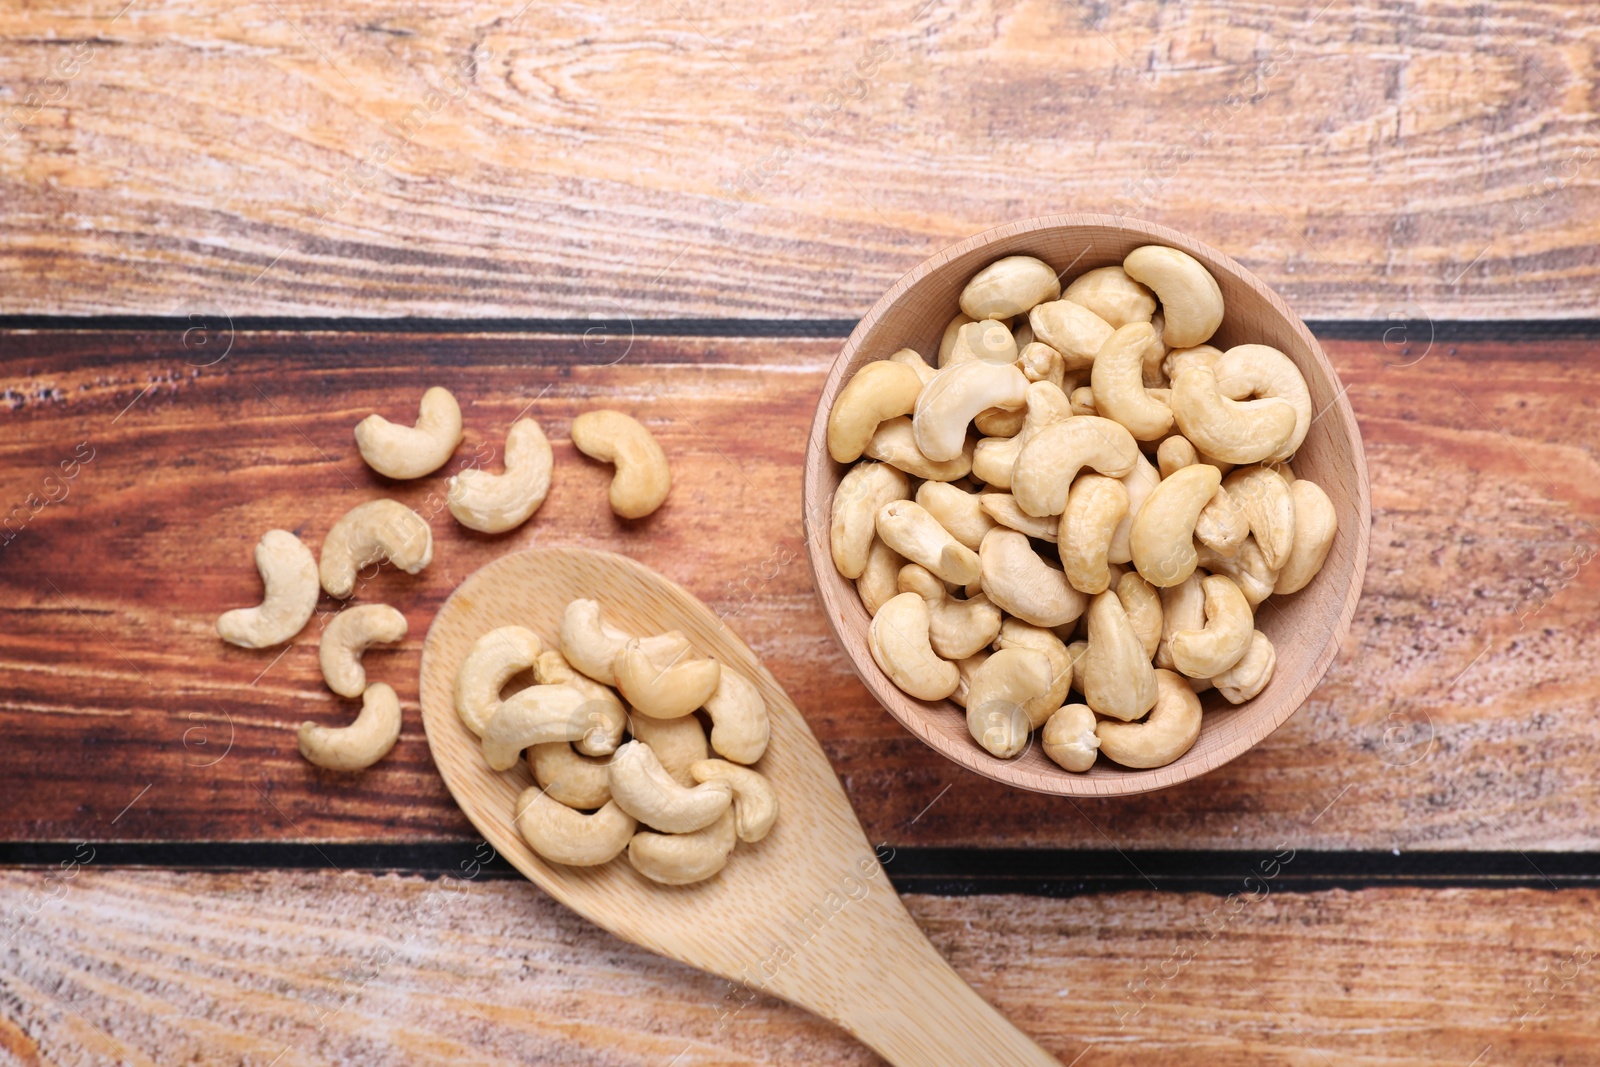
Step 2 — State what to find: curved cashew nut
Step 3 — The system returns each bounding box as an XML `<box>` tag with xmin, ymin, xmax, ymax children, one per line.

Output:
<box><xmin>1012</xmin><ymin>416</ymin><xmax>1139</xmax><ymax>518</ymax></box>
<box><xmin>1213</xmin><ymin>629</ymin><xmax>1276</xmax><ymax>703</ymax></box>
<box><xmin>570</xmin><ymin>410</ymin><xmax>671</xmax><ymax>519</ymax></box>
<box><xmin>1043</xmin><ymin>703</ymin><xmax>1100</xmax><ymax>772</ymax></box>
<box><xmin>1096</xmin><ymin>669</ymin><xmax>1202</xmax><ymax>769</ymax></box>
<box><xmin>1063</xmin><ymin>266</ymin><xmax>1156</xmax><ymax>328</ymax></box>
<box><xmin>530</xmin><ymin>648</ymin><xmax>628</xmax><ymax>757</ymax></box>
<box><xmin>454</xmin><ymin>625</ymin><xmax>543</xmax><ymax>737</ymax></box>
<box><xmin>1122</xmin><ymin>245</ymin><xmax>1225</xmax><ymax>349</ymax></box>
<box><xmin>913</xmin><ymin>359</ymin><xmax>1029</xmax><ymax>462</ymax></box>
<box><xmin>1170</xmin><ymin>574</ymin><xmax>1254</xmax><ymax>678</ymax></box>
<box><xmin>868</xmin><ymin>592</ymin><xmax>960</xmax><ymax>701</ymax></box>
<box><xmin>298</xmin><ymin>682</ymin><xmax>402</xmax><ymax>771</ymax></box>
<box><xmin>629</xmin><ymin>712</ymin><xmax>710</xmax><ymax>787</ymax></box>
<box><xmin>876</xmin><ymin>499</ymin><xmax>981</xmax><ymax>585</ymax></box>
<box><xmin>1194</xmin><ymin>482</ymin><xmax>1251</xmax><ymax>557</ymax></box>
<box><xmin>960</xmin><ymin>255</ymin><xmax>1062</xmax><ymax>320</ymax></box>
<box><xmin>531</xmin><ymin>743</ymin><xmax>613</xmax><ymax>809</ymax></box>
<box><xmin>828</xmin><ymin>360</ymin><xmax>925</xmax><ymax>463</ymax></box>
<box><xmin>974</xmin><ymin>403</ymin><xmax>1025</xmax><ymax>439</ymax></box>
<box><xmin>971</xmin><ymin>380</ymin><xmax>1072</xmax><ymax>489</ymax></box>
<box><xmin>856</xmin><ymin>537</ymin><xmax>905</xmax><ymax>615</ymax></box>
<box><xmin>1108</xmin><ymin>450</ymin><xmax>1160</xmax><ymax>566</ymax></box>
<box><xmin>559</xmin><ymin>598</ymin><xmax>635</xmax><ymax>685</ymax></box>
<box><xmin>613</xmin><ymin>636</ymin><xmax>721</xmax><ymax>719</ymax></box>
<box><xmin>1117</xmin><ymin>571</ymin><xmax>1163</xmax><ymax>660</ymax></box>
<box><xmin>1060</xmin><ymin>474</ymin><xmax>1130</xmax><ymax>594</ymax></box>
<box><xmin>629</xmin><ymin>809</ymin><xmax>737</xmax><ymax>885</ymax></box>
<box><xmin>320</xmin><ymin>499</ymin><xmax>433</xmax><ymax>598</ymax></box>
<box><xmin>1171</xmin><ymin>365</ymin><xmax>1296</xmax><ymax>465</ymax></box>
<box><xmin>979</xmin><ymin>492</ymin><xmax>1059</xmax><ymax>541</ymax></box>
<box><xmin>217</xmin><ymin>530</ymin><xmax>318</xmax><ymax>648</ymax></box>
<box><xmin>1223</xmin><ymin>465</ymin><xmax>1296</xmax><ymax>571</ymax></box>
<box><xmin>916</xmin><ymin>480</ymin><xmax>997</xmax><ymax>552</ymax></box>
<box><xmin>691</xmin><ymin>760</ymin><xmax>779</xmax><ymax>842</ymax></box>
<box><xmin>979</xmin><ymin>529</ymin><xmax>1086</xmax><ymax>627</ymax></box>
<box><xmin>1029</xmin><ymin>300</ymin><xmax>1114</xmax><ymax>369</ymax></box>
<box><xmin>447</xmin><ymin>418</ymin><xmax>553</xmax><ymax>533</ymax></box>
<box><xmin>1089</xmin><ymin>323</ymin><xmax>1174</xmax><ymax>440</ymax></box>
<box><xmin>994</xmin><ymin>617</ymin><xmax>1073</xmax><ymax>727</ymax></box>
<box><xmin>863</xmin><ymin>416</ymin><xmax>973</xmax><ymax>481</ymax></box>
<box><xmin>1081</xmin><ymin>590</ymin><xmax>1158</xmax><ymax>721</ymax></box>
<box><xmin>1214</xmin><ymin>345</ymin><xmax>1312</xmax><ymax>462</ymax></box>
<box><xmin>1275</xmin><ymin>479</ymin><xmax>1338</xmax><ymax>594</ymax></box>
<box><xmin>1195</xmin><ymin>538</ymin><xmax>1278</xmax><ymax>608</ymax></box>
<box><xmin>888</xmin><ymin>347</ymin><xmax>937</xmax><ymax>385</ymax></box>
<box><xmin>354</xmin><ymin>386</ymin><xmax>463</xmax><ymax>479</ymax></box>
<box><xmin>319</xmin><ymin>603</ymin><xmax>406</xmax><ymax>698</ymax></box>
<box><xmin>1129</xmin><ymin>463</ymin><xmax>1222</xmax><ymax>587</ymax></box>
<box><xmin>965</xmin><ymin>647</ymin><xmax>1051</xmax><ymax>758</ymax></box>
<box><xmin>898</xmin><ymin>563</ymin><xmax>1002</xmax><ymax>660</ymax></box>
<box><xmin>831</xmin><ymin>461</ymin><xmax>912</xmax><ymax>580</ymax></box>
<box><xmin>702</xmin><ymin>667</ymin><xmax>771</xmax><ymax>765</ymax></box>
<box><xmin>607</xmin><ymin>740</ymin><xmax>732</xmax><ymax>833</ymax></box>
<box><xmin>481</xmin><ymin>684</ymin><xmax>593</xmax><ymax>771</ymax></box>
<box><xmin>515</xmin><ymin>787</ymin><xmax>635</xmax><ymax>867</ymax></box>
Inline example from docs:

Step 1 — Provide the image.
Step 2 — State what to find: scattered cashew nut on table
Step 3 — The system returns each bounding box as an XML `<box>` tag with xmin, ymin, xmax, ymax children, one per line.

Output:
<box><xmin>319</xmin><ymin>603</ymin><xmax>407</xmax><ymax>698</ymax></box>
<box><xmin>217</xmin><ymin>529</ymin><xmax>319</xmax><ymax>648</ymax></box>
<box><xmin>319</xmin><ymin>498</ymin><xmax>434</xmax><ymax>598</ymax></box>
<box><xmin>354</xmin><ymin>386</ymin><xmax>464</xmax><ymax>479</ymax></box>
<box><xmin>570</xmin><ymin>409</ymin><xmax>672</xmax><ymax>519</ymax></box>
<box><xmin>298</xmin><ymin>682</ymin><xmax>403</xmax><ymax>771</ymax></box>
<box><xmin>447</xmin><ymin>417</ymin><xmax>554</xmax><ymax>533</ymax></box>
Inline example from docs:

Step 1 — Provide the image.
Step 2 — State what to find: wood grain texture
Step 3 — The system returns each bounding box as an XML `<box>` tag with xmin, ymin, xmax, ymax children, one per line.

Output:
<box><xmin>0</xmin><ymin>1</ymin><xmax>1597</xmax><ymax>319</ymax></box>
<box><xmin>0</xmin><ymin>331</ymin><xmax>1598</xmax><ymax>849</ymax></box>
<box><xmin>2</xmin><ymin>869</ymin><xmax>1599</xmax><ymax>1065</ymax></box>
<box><xmin>803</xmin><ymin>214</ymin><xmax>1370</xmax><ymax>795</ymax></box>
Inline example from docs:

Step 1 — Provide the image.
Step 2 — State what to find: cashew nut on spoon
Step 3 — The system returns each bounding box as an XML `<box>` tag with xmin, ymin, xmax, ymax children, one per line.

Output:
<box><xmin>612</xmin><ymin>636</ymin><xmax>721</xmax><ymax>719</ymax></box>
<box><xmin>217</xmin><ymin>529</ymin><xmax>318</xmax><ymax>648</ymax></box>
<box><xmin>453</xmin><ymin>625</ymin><xmax>543</xmax><ymax>736</ymax></box>
<box><xmin>515</xmin><ymin>787</ymin><xmax>635</xmax><ymax>867</ymax></box>
<box><xmin>480</xmin><ymin>683</ymin><xmax>595</xmax><ymax>771</ymax></box>
<box><xmin>607</xmin><ymin>741</ymin><xmax>733</xmax><ymax>834</ymax></box>
<box><xmin>354</xmin><ymin>386</ymin><xmax>463</xmax><ymax>479</ymax></box>
<box><xmin>629</xmin><ymin>809</ymin><xmax>738</xmax><ymax>885</ymax></box>
<box><xmin>690</xmin><ymin>760</ymin><xmax>779</xmax><ymax>842</ymax></box>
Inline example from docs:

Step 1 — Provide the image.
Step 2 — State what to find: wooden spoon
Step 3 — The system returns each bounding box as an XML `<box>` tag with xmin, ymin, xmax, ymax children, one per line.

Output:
<box><xmin>419</xmin><ymin>547</ymin><xmax>1060</xmax><ymax>1066</ymax></box>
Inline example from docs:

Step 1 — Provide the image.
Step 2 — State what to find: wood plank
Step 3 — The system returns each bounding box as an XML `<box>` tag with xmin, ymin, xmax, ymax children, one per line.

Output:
<box><xmin>1</xmin><ymin>868</ymin><xmax>1596</xmax><ymax>1064</ymax></box>
<box><xmin>1</xmin><ymin>332</ymin><xmax>1598</xmax><ymax>849</ymax></box>
<box><xmin>1</xmin><ymin>1</ymin><xmax>1597</xmax><ymax>319</ymax></box>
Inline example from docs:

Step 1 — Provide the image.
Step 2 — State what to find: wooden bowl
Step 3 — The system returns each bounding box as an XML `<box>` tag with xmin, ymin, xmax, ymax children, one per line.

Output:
<box><xmin>802</xmin><ymin>214</ymin><xmax>1370</xmax><ymax>796</ymax></box>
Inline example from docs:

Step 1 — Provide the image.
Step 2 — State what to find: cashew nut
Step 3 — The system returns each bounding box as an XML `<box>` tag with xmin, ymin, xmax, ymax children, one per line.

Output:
<box><xmin>1213</xmin><ymin>629</ymin><xmax>1276</xmax><ymax>703</ymax></box>
<box><xmin>876</xmin><ymin>499</ymin><xmax>982</xmax><ymax>586</ymax></box>
<box><xmin>454</xmin><ymin>625</ymin><xmax>543</xmax><ymax>737</ymax></box>
<box><xmin>913</xmin><ymin>359</ymin><xmax>1029</xmax><ymax>462</ymax></box>
<box><xmin>1060</xmin><ymin>474</ymin><xmax>1130</xmax><ymax>594</ymax></box>
<box><xmin>1223</xmin><ymin>465</ymin><xmax>1296</xmax><ymax>572</ymax></box>
<box><xmin>979</xmin><ymin>529</ymin><xmax>1086</xmax><ymax>628</ymax></box>
<box><xmin>320</xmin><ymin>499</ymin><xmax>433</xmax><ymax>598</ymax></box>
<box><xmin>1214</xmin><ymin>345</ymin><xmax>1313</xmax><ymax>462</ymax></box>
<box><xmin>1194</xmin><ymin>482</ymin><xmax>1251</xmax><ymax>557</ymax></box>
<box><xmin>1069</xmin><ymin>387</ymin><xmax>1098</xmax><ymax>417</ymax></box>
<box><xmin>916</xmin><ymin>480</ymin><xmax>997</xmax><ymax>551</ymax></box>
<box><xmin>628</xmin><ymin>712</ymin><xmax>710</xmax><ymax>786</ymax></box>
<box><xmin>1275</xmin><ymin>479</ymin><xmax>1338</xmax><ymax>594</ymax></box>
<box><xmin>947</xmin><ymin>319</ymin><xmax>1020</xmax><ymax>366</ymax></box>
<box><xmin>217</xmin><ymin>530</ymin><xmax>319</xmax><ymax>648</ymax></box>
<box><xmin>1169</xmin><ymin>574</ymin><xmax>1254</xmax><ymax>678</ymax></box>
<box><xmin>530</xmin><ymin>743</ymin><xmax>613</xmax><ymax>809</ymax></box>
<box><xmin>1096</xmin><ymin>669</ymin><xmax>1202</xmax><ymax>769</ymax></box>
<box><xmin>1171</xmin><ymin>365</ymin><xmax>1296</xmax><ymax>465</ymax></box>
<box><xmin>898</xmin><ymin>563</ymin><xmax>1002</xmax><ymax>660</ymax></box>
<box><xmin>960</xmin><ymin>255</ymin><xmax>1062</xmax><ymax>320</ymax></box>
<box><xmin>446</xmin><ymin>418</ymin><xmax>553</xmax><ymax>533</ymax></box>
<box><xmin>1081</xmin><ymin>590</ymin><xmax>1158</xmax><ymax>721</ymax></box>
<box><xmin>1116</xmin><ymin>571</ymin><xmax>1163</xmax><ymax>660</ymax></box>
<box><xmin>974</xmin><ymin>405</ymin><xmax>1025</xmax><ymax>438</ymax></box>
<box><xmin>570</xmin><ymin>409</ymin><xmax>671</xmax><ymax>519</ymax></box>
<box><xmin>1018</xmin><ymin>341</ymin><xmax>1067</xmax><ymax>390</ymax></box>
<box><xmin>319</xmin><ymin>603</ymin><xmax>407</xmax><ymax>698</ymax></box>
<box><xmin>856</xmin><ymin>537</ymin><xmax>906</xmax><ymax>615</ymax></box>
<box><xmin>964</xmin><ymin>647</ymin><xmax>1051</xmax><ymax>758</ymax></box>
<box><xmin>970</xmin><ymin>380</ymin><xmax>1072</xmax><ymax>489</ymax></box>
<box><xmin>868</xmin><ymin>591</ymin><xmax>960</xmax><ymax>701</ymax></box>
<box><xmin>828</xmin><ymin>360</ymin><xmax>925</xmax><ymax>463</ymax></box>
<box><xmin>979</xmin><ymin>492</ymin><xmax>1058</xmax><ymax>541</ymax></box>
<box><xmin>530</xmin><ymin>647</ymin><xmax>628</xmax><ymax>757</ymax></box>
<box><xmin>690</xmin><ymin>760</ymin><xmax>778</xmax><ymax>842</ymax></box>
<box><xmin>1012</xmin><ymin>416</ymin><xmax>1139</xmax><ymax>517</ymax></box>
<box><xmin>1063</xmin><ymin>266</ymin><xmax>1156</xmax><ymax>328</ymax></box>
<box><xmin>354</xmin><ymin>386</ymin><xmax>463</xmax><ymax>479</ymax></box>
<box><xmin>1028</xmin><ymin>300</ymin><xmax>1114</xmax><ymax>370</ymax></box>
<box><xmin>1089</xmin><ymin>322</ymin><xmax>1174</xmax><ymax>440</ymax></box>
<box><xmin>481</xmin><ymin>684</ymin><xmax>594</xmax><ymax>771</ymax></box>
<box><xmin>1122</xmin><ymin>245</ymin><xmax>1225</xmax><ymax>349</ymax></box>
<box><xmin>993</xmin><ymin>617</ymin><xmax>1073</xmax><ymax>726</ymax></box>
<box><xmin>628</xmin><ymin>809</ymin><xmax>736</xmax><ymax>885</ymax></box>
<box><xmin>613</xmin><ymin>636</ymin><xmax>721</xmax><ymax>720</ymax></box>
<box><xmin>1195</xmin><ymin>538</ymin><xmax>1278</xmax><ymax>608</ymax></box>
<box><xmin>298</xmin><ymin>682</ymin><xmax>402</xmax><ymax>771</ymax></box>
<box><xmin>1156</xmin><ymin>434</ymin><xmax>1199</xmax><ymax>479</ymax></box>
<box><xmin>1042</xmin><ymin>704</ymin><xmax>1100</xmax><ymax>772</ymax></box>
<box><xmin>938</xmin><ymin>314</ymin><xmax>974</xmax><ymax>365</ymax></box>
<box><xmin>829</xmin><ymin>461</ymin><xmax>911</xmax><ymax>580</ymax></box>
<box><xmin>558</xmin><ymin>599</ymin><xmax>633</xmax><ymax>685</ymax></box>
<box><xmin>702</xmin><ymin>667</ymin><xmax>770</xmax><ymax>765</ymax></box>
<box><xmin>607</xmin><ymin>740</ymin><xmax>732</xmax><ymax>833</ymax></box>
<box><xmin>1129</xmin><ymin>463</ymin><xmax>1221</xmax><ymax>587</ymax></box>
<box><xmin>516</xmin><ymin>787</ymin><xmax>636</xmax><ymax>867</ymax></box>
<box><xmin>1162</xmin><ymin>344</ymin><xmax>1223</xmax><ymax>383</ymax></box>
<box><xmin>888</xmin><ymin>346</ymin><xmax>938</xmax><ymax>385</ymax></box>
<box><xmin>863</xmin><ymin>416</ymin><xmax>974</xmax><ymax>481</ymax></box>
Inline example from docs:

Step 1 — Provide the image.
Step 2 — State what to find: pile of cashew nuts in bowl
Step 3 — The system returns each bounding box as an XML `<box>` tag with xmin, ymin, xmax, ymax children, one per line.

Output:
<box><xmin>827</xmin><ymin>247</ymin><xmax>1339</xmax><ymax>772</ymax></box>
<box><xmin>451</xmin><ymin>601</ymin><xmax>777</xmax><ymax>885</ymax></box>
<box><xmin>215</xmin><ymin>394</ymin><xmax>673</xmax><ymax>771</ymax></box>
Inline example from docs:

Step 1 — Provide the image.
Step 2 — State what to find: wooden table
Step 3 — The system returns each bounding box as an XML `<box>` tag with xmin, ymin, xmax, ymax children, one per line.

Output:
<box><xmin>2</xmin><ymin>2</ymin><xmax>1598</xmax><ymax>1062</ymax></box>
